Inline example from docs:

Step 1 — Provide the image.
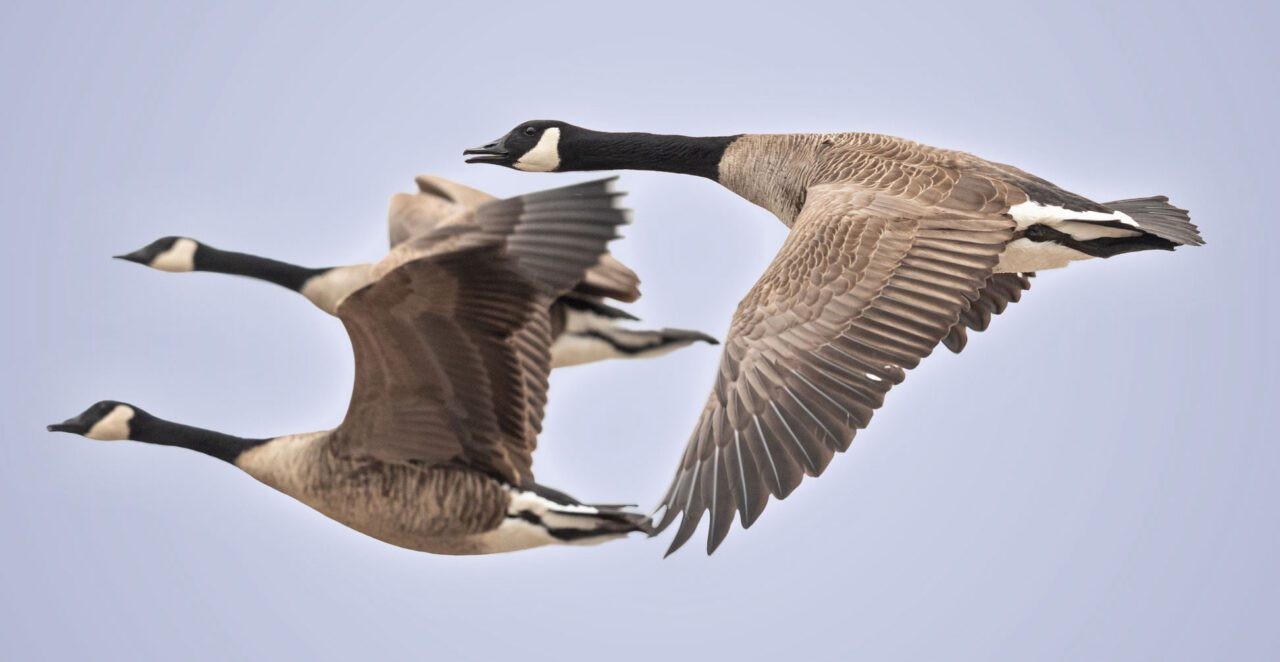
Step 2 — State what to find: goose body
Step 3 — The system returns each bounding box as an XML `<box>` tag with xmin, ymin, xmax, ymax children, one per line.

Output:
<box><xmin>119</xmin><ymin>176</ymin><xmax>715</xmax><ymax>368</ymax></box>
<box><xmin>53</xmin><ymin>180</ymin><xmax>651</xmax><ymax>555</ymax></box>
<box><xmin>467</xmin><ymin>122</ymin><xmax>1204</xmax><ymax>554</ymax></box>
<box><xmin>236</xmin><ymin>432</ymin><xmax>633</xmax><ymax>554</ymax></box>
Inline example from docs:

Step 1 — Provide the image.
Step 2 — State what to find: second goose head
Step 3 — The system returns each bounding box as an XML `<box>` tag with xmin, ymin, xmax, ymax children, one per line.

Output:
<box><xmin>114</xmin><ymin>237</ymin><xmax>365</xmax><ymax>313</ymax></box>
<box><xmin>47</xmin><ymin>400</ymin><xmax>140</xmax><ymax>440</ymax></box>
<box><xmin>116</xmin><ymin>236</ymin><xmax>200</xmax><ymax>273</ymax></box>
<box><xmin>465</xmin><ymin>121</ymin><xmax>739</xmax><ymax>179</ymax></box>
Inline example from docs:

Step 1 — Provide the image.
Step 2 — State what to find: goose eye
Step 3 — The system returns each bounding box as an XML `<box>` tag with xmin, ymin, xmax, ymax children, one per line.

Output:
<box><xmin>523</xmin><ymin>126</ymin><xmax>537</xmax><ymax>136</ymax></box>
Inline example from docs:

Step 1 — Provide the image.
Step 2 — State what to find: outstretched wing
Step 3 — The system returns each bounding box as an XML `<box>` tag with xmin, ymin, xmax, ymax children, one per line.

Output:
<box><xmin>388</xmin><ymin>174</ymin><xmax>642</xmax><ymax>302</ymax></box>
<box><xmin>337</xmin><ymin>179</ymin><xmax>628</xmax><ymax>484</ymax></box>
<box><xmin>653</xmin><ymin>185</ymin><xmax>1014</xmax><ymax>554</ymax></box>
<box><xmin>941</xmin><ymin>272</ymin><xmax>1034</xmax><ymax>353</ymax></box>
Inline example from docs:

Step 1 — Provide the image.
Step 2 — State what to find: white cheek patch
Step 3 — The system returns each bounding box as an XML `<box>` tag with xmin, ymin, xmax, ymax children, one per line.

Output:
<box><xmin>86</xmin><ymin>405</ymin><xmax>135</xmax><ymax>441</ymax></box>
<box><xmin>513</xmin><ymin>128</ymin><xmax>561</xmax><ymax>172</ymax></box>
<box><xmin>150</xmin><ymin>238</ymin><xmax>199</xmax><ymax>272</ymax></box>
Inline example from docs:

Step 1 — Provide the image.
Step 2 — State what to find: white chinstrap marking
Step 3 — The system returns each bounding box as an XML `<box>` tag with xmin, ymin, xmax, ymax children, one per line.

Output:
<box><xmin>150</xmin><ymin>238</ymin><xmax>198</xmax><ymax>272</ymax></box>
<box><xmin>1008</xmin><ymin>200</ymin><xmax>1138</xmax><ymax>229</ymax></box>
<box><xmin>86</xmin><ymin>405</ymin><xmax>135</xmax><ymax>440</ymax></box>
<box><xmin>513</xmin><ymin>128</ymin><xmax>561</xmax><ymax>172</ymax></box>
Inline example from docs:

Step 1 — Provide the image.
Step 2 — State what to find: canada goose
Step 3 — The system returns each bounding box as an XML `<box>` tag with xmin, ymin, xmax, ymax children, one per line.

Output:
<box><xmin>466</xmin><ymin>122</ymin><xmax>1204</xmax><ymax>554</ymax></box>
<box><xmin>50</xmin><ymin>179</ymin><xmax>651</xmax><ymax>555</ymax></box>
<box><xmin>116</xmin><ymin>175</ymin><xmax>716</xmax><ymax>368</ymax></box>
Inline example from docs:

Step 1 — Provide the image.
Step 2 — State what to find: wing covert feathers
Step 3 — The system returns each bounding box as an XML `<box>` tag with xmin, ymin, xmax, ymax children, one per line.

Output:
<box><xmin>336</xmin><ymin>179</ymin><xmax>628</xmax><ymax>484</ymax></box>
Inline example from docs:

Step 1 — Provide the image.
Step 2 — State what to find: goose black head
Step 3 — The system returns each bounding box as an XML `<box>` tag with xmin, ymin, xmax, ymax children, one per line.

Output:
<box><xmin>466</xmin><ymin>121</ymin><xmax>738</xmax><ymax>180</ymax></box>
<box><xmin>464</xmin><ymin>120</ymin><xmax>576</xmax><ymax>172</ymax></box>
<box><xmin>115</xmin><ymin>237</ymin><xmax>200</xmax><ymax>272</ymax></box>
<box><xmin>48</xmin><ymin>401</ymin><xmax>146</xmax><ymax>440</ymax></box>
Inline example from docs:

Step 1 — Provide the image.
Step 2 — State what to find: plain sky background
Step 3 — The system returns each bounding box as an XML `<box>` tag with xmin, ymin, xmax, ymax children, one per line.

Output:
<box><xmin>2</xmin><ymin>1</ymin><xmax>1277</xmax><ymax>660</ymax></box>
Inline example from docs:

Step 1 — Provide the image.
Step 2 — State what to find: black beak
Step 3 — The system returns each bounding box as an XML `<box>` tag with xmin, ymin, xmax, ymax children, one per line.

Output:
<box><xmin>113</xmin><ymin>249</ymin><xmax>148</xmax><ymax>264</ymax></box>
<box><xmin>464</xmin><ymin>136</ymin><xmax>510</xmax><ymax>164</ymax></box>
<box><xmin>47</xmin><ymin>419</ymin><xmax>87</xmax><ymax>434</ymax></box>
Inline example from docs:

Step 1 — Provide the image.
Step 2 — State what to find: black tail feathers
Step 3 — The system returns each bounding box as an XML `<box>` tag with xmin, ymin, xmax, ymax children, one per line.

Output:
<box><xmin>1106</xmin><ymin>196</ymin><xmax>1204</xmax><ymax>247</ymax></box>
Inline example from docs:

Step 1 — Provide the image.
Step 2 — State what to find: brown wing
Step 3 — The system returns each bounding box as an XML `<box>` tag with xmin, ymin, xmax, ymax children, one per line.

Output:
<box><xmin>388</xmin><ymin>175</ymin><xmax>642</xmax><ymax>302</ymax></box>
<box><xmin>941</xmin><ymin>272</ymin><xmax>1035</xmax><ymax>353</ymax></box>
<box><xmin>653</xmin><ymin>185</ymin><xmax>1014</xmax><ymax>554</ymax></box>
<box><xmin>336</xmin><ymin>179</ymin><xmax>628</xmax><ymax>484</ymax></box>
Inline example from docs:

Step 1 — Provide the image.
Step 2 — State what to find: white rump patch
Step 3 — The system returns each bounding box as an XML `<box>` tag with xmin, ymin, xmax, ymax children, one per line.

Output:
<box><xmin>474</xmin><ymin>518</ymin><xmax>559</xmax><ymax>553</ymax></box>
<box><xmin>86</xmin><ymin>405</ymin><xmax>135</xmax><ymax>440</ymax></box>
<box><xmin>150</xmin><ymin>238</ymin><xmax>198</xmax><ymax>272</ymax></box>
<box><xmin>550</xmin><ymin>333</ymin><xmax>617</xmax><ymax>368</ymax></box>
<box><xmin>552</xmin><ymin>308</ymin><xmax>630</xmax><ymax>367</ymax></box>
<box><xmin>552</xmin><ymin>308</ymin><xmax>697</xmax><ymax>367</ymax></box>
<box><xmin>470</xmin><ymin>489</ymin><xmax>615</xmax><ymax>553</ymax></box>
<box><xmin>514</xmin><ymin>128</ymin><xmax>561</xmax><ymax>172</ymax></box>
<box><xmin>507</xmin><ymin>490</ymin><xmax>599</xmax><ymax>520</ymax></box>
<box><xmin>1007</xmin><ymin>200</ymin><xmax>1138</xmax><ymax>229</ymax></box>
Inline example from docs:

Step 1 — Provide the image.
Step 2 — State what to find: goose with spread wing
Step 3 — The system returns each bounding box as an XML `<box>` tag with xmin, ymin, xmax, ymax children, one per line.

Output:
<box><xmin>466</xmin><ymin>121</ymin><xmax>1204</xmax><ymax>554</ymax></box>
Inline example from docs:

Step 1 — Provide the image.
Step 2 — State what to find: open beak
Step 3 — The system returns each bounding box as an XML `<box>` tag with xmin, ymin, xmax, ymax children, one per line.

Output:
<box><xmin>464</xmin><ymin>137</ymin><xmax>510</xmax><ymax>164</ymax></box>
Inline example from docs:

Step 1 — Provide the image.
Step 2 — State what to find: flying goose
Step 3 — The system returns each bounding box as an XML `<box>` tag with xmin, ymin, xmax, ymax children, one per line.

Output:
<box><xmin>117</xmin><ymin>175</ymin><xmax>716</xmax><ymax>368</ymax></box>
<box><xmin>51</xmin><ymin>179</ymin><xmax>652</xmax><ymax>554</ymax></box>
<box><xmin>466</xmin><ymin>122</ymin><xmax>1205</xmax><ymax>554</ymax></box>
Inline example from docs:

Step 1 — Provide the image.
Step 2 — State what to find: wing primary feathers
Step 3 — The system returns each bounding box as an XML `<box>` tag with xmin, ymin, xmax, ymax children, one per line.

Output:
<box><xmin>652</xmin><ymin>185</ymin><xmax>1014</xmax><ymax>556</ymax></box>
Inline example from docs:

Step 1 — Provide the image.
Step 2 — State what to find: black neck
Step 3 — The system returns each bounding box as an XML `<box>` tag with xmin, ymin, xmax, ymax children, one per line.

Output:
<box><xmin>130</xmin><ymin>415</ymin><xmax>269</xmax><ymax>464</ymax></box>
<box><xmin>560</xmin><ymin>129</ymin><xmax>740</xmax><ymax>180</ymax></box>
<box><xmin>194</xmin><ymin>246</ymin><xmax>328</xmax><ymax>292</ymax></box>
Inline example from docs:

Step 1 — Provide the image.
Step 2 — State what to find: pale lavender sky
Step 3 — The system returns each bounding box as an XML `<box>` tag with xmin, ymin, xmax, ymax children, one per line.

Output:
<box><xmin>3</xmin><ymin>1</ymin><xmax>1276</xmax><ymax>660</ymax></box>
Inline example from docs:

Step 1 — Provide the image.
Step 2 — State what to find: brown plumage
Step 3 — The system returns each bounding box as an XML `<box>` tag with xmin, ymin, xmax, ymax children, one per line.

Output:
<box><xmin>467</xmin><ymin>122</ymin><xmax>1204</xmax><ymax>554</ymax></box>
<box><xmin>942</xmin><ymin>272</ymin><xmax>1035</xmax><ymax>353</ymax></box>
<box><xmin>386</xmin><ymin>175</ymin><xmax>717</xmax><ymax>367</ymax></box>
<box><xmin>390</xmin><ymin>174</ymin><xmax>643</xmax><ymax>302</ymax></box>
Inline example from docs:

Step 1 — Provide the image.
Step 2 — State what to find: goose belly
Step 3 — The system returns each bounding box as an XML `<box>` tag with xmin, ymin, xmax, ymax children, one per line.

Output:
<box><xmin>237</xmin><ymin>437</ymin><xmax>515</xmax><ymax>554</ymax></box>
<box><xmin>996</xmin><ymin>238</ymin><xmax>1091</xmax><ymax>272</ymax></box>
<box><xmin>299</xmin><ymin>468</ymin><xmax>514</xmax><ymax>555</ymax></box>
